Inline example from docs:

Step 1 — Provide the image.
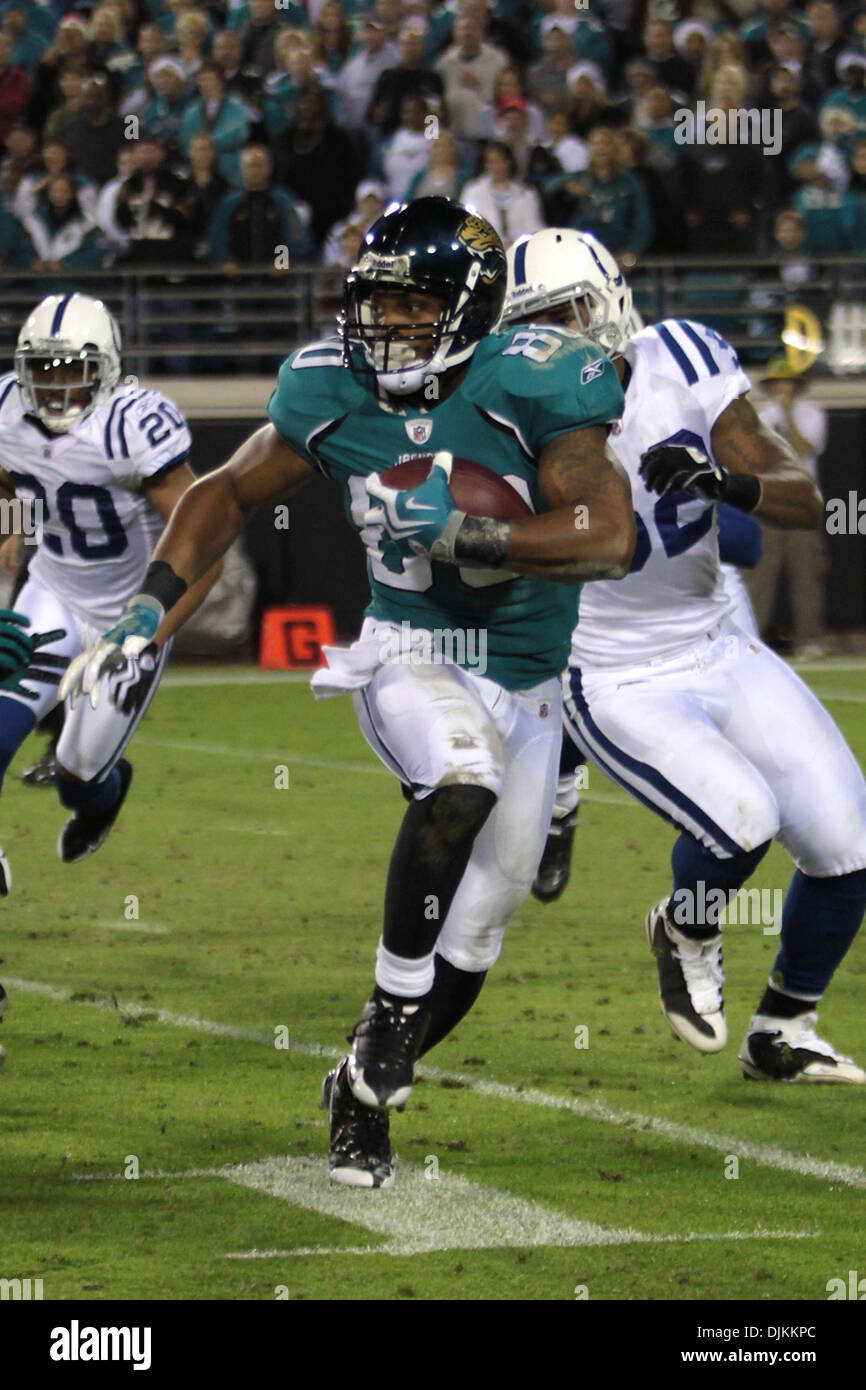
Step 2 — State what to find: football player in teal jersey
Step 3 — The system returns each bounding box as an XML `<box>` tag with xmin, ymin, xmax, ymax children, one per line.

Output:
<box><xmin>63</xmin><ymin>198</ymin><xmax>635</xmax><ymax>1187</ymax></box>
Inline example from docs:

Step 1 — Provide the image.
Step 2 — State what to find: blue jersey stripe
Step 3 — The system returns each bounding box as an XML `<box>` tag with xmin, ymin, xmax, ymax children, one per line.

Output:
<box><xmin>0</xmin><ymin>377</ymin><xmax>16</xmax><ymax>413</ymax></box>
<box><xmin>50</xmin><ymin>293</ymin><xmax>73</xmax><ymax>336</ymax></box>
<box><xmin>655</xmin><ymin>323</ymin><xmax>698</xmax><ymax>385</ymax></box>
<box><xmin>512</xmin><ymin>237</ymin><xmax>529</xmax><ymax>287</ymax></box>
<box><xmin>116</xmin><ymin>392</ymin><xmax>146</xmax><ymax>460</ymax></box>
<box><xmin>103</xmin><ymin>396</ymin><xmax>124</xmax><ymax>459</ymax></box>
<box><xmin>677</xmin><ymin>320</ymin><xmax>719</xmax><ymax>376</ymax></box>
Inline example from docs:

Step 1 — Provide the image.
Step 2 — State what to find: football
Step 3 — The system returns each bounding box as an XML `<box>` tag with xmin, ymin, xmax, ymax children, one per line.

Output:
<box><xmin>380</xmin><ymin>454</ymin><xmax>533</xmax><ymax>521</ymax></box>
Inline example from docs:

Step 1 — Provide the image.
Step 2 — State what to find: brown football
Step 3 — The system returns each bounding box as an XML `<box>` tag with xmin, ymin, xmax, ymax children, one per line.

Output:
<box><xmin>379</xmin><ymin>454</ymin><xmax>533</xmax><ymax>521</ymax></box>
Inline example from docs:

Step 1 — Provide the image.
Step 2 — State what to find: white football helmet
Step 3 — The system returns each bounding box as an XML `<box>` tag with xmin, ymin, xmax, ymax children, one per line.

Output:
<box><xmin>503</xmin><ymin>228</ymin><xmax>633</xmax><ymax>358</ymax></box>
<box><xmin>15</xmin><ymin>292</ymin><xmax>122</xmax><ymax>434</ymax></box>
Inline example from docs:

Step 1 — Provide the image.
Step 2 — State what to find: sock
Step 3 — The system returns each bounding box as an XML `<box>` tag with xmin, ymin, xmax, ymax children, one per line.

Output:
<box><xmin>669</xmin><ymin>831</ymin><xmax>772</xmax><ymax>940</ymax></box>
<box><xmin>382</xmin><ymin>784</ymin><xmax>496</xmax><ymax>960</ymax></box>
<box><xmin>375</xmin><ymin>940</ymin><xmax>435</xmax><ymax>999</ymax></box>
<box><xmin>56</xmin><ymin>765</ymin><xmax>122</xmax><ymax>817</ymax></box>
<box><xmin>755</xmin><ymin>982</ymin><xmax>816</xmax><ymax>1019</ymax></box>
<box><xmin>763</xmin><ymin>867</ymin><xmax>866</xmax><ymax>1003</ymax></box>
<box><xmin>0</xmin><ymin>695</ymin><xmax>38</xmax><ymax>795</ymax></box>
<box><xmin>417</xmin><ymin>953</ymin><xmax>487</xmax><ymax>1056</ymax></box>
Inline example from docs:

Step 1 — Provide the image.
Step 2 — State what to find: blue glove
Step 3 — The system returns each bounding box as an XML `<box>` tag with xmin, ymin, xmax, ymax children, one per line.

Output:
<box><xmin>365</xmin><ymin>452</ymin><xmax>458</xmax><ymax>558</ymax></box>
<box><xmin>60</xmin><ymin>596</ymin><xmax>164</xmax><ymax>709</ymax></box>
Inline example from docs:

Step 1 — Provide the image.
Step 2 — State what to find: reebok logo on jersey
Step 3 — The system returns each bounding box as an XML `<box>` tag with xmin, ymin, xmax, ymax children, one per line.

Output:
<box><xmin>580</xmin><ymin>359</ymin><xmax>605</xmax><ymax>385</ymax></box>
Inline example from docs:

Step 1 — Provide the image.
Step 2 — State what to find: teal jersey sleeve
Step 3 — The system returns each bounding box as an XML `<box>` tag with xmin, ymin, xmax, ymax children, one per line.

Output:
<box><xmin>267</xmin><ymin>338</ymin><xmax>366</xmax><ymax>474</ymax></box>
<box><xmin>464</xmin><ymin>326</ymin><xmax>625</xmax><ymax>452</ymax></box>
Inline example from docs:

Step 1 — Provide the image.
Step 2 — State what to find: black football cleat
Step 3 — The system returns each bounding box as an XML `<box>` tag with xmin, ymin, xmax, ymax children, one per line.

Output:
<box><xmin>0</xmin><ymin>845</ymin><xmax>11</xmax><ymax>896</ymax></box>
<box><xmin>322</xmin><ymin>1058</ymin><xmax>395</xmax><ymax>1188</ymax></box>
<box><xmin>21</xmin><ymin>745</ymin><xmax>58</xmax><ymax>787</ymax></box>
<box><xmin>740</xmin><ymin>1012</ymin><xmax>866</xmax><ymax>1083</ymax></box>
<box><xmin>57</xmin><ymin>759</ymin><xmax>133</xmax><ymax>864</ymax></box>
<box><xmin>532</xmin><ymin>809</ymin><xmax>578</xmax><ymax>902</ymax></box>
<box><xmin>0</xmin><ymin>983</ymin><xmax>7</xmax><ymax>1069</ymax></box>
<box><xmin>347</xmin><ymin>995</ymin><xmax>430</xmax><ymax>1109</ymax></box>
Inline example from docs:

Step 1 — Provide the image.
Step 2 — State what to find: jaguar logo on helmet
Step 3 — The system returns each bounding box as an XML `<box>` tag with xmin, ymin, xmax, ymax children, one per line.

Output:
<box><xmin>457</xmin><ymin>214</ymin><xmax>500</xmax><ymax>256</ymax></box>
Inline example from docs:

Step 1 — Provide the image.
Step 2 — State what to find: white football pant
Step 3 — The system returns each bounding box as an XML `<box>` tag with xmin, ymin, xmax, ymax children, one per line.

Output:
<box><xmin>565</xmin><ymin>618</ymin><xmax>866</xmax><ymax>877</ymax></box>
<box><xmin>6</xmin><ymin>576</ymin><xmax>169</xmax><ymax>783</ymax></box>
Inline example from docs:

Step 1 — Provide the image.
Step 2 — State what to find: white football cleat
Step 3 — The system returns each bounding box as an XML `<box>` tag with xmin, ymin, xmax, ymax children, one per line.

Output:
<box><xmin>0</xmin><ymin>846</ymin><xmax>11</xmax><ymax>895</ymax></box>
<box><xmin>739</xmin><ymin>1011</ymin><xmax>866</xmax><ymax>1083</ymax></box>
<box><xmin>646</xmin><ymin>898</ymin><xmax>727</xmax><ymax>1052</ymax></box>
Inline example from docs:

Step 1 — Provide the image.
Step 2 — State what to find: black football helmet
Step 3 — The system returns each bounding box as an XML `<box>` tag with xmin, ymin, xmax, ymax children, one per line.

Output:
<box><xmin>340</xmin><ymin>196</ymin><xmax>507</xmax><ymax>396</ymax></box>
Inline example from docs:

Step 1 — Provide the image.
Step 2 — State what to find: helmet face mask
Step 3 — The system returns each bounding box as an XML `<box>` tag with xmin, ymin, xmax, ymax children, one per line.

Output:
<box><xmin>504</xmin><ymin>229</ymin><xmax>633</xmax><ymax>359</ymax></box>
<box><xmin>340</xmin><ymin>197</ymin><xmax>506</xmax><ymax>398</ymax></box>
<box><xmin>15</xmin><ymin>293</ymin><xmax>121</xmax><ymax>434</ymax></box>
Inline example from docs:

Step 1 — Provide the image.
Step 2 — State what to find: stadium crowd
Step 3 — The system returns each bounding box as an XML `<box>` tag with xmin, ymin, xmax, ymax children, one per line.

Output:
<box><xmin>0</xmin><ymin>0</ymin><xmax>865</xmax><ymax>276</ymax></box>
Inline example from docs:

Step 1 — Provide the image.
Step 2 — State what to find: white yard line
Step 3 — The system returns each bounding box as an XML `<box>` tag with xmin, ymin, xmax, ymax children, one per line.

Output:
<box><xmin>10</xmin><ymin>977</ymin><xmax>866</xmax><ymax>1189</ymax></box>
<box><xmin>134</xmin><ymin>735</ymin><xmax>637</xmax><ymax>806</ymax></box>
<box><xmin>98</xmin><ymin>920</ymin><xmax>171</xmax><ymax>935</ymax></box>
<box><xmin>68</xmin><ymin>1155</ymin><xmax>812</xmax><ymax>1255</ymax></box>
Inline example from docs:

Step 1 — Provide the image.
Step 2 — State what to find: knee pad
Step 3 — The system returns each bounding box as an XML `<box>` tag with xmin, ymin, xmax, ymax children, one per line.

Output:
<box><xmin>424</xmin><ymin>784</ymin><xmax>497</xmax><ymax>852</ymax></box>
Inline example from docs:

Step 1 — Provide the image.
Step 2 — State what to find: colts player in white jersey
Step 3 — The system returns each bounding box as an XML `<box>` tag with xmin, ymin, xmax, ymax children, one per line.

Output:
<box><xmin>505</xmin><ymin>229</ymin><xmax>866</xmax><ymax>1083</ymax></box>
<box><xmin>0</xmin><ymin>293</ymin><xmax>218</xmax><ymax>926</ymax></box>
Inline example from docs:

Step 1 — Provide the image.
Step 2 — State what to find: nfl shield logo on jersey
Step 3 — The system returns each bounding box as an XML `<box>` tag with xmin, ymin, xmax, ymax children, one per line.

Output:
<box><xmin>406</xmin><ymin>419</ymin><xmax>432</xmax><ymax>445</ymax></box>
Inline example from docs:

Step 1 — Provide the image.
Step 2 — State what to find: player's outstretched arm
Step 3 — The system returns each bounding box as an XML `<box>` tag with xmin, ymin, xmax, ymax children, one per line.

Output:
<box><xmin>143</xmin><ymin>462</ymin><xmax>225</xmax><ymax>647</ymax></box>
<box><xmin>709</xmin><ymin>396</ymin><xmax>823</xmax><ymax>529</ymax></box>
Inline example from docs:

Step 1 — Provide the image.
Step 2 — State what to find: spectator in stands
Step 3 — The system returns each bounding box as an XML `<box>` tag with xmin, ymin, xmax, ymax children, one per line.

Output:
<box><xmin>634</xmin><ymin>85</ymin><xmax>680</xmax><ymax>171</ymax></box>
<box><xmin>2</xmin><ymin>1</ymin><xmax>50</xmax><ymax>77</ymax></box>
<box><xmin>0</xmin><ymin>199</ymin><xmax>32</xmax><ymax>267</ymax></box>
<box><xmin>43</xmin><ymin>66</ymin><xmax>85</xmax><ymax>145</ymax></box>
<box><xmin>680</xmin><ymin>65</ymin><xmax>768</xmax><ymax>254</ymax></box>
<box><xmin>749</xmin><ymin>359</ymin><xmax>828</xmax><ymax>658</ymax></box>
<box><xmin>617</xmin><ymin>126</ymin><xmax>685</xmax><ymax>254</ymax></box>
<box><xmin>0</xmin><ymin>118</ymin><xmax>36</xmax><ymax>198</ymax></box>
<box><xmin>567</xmin><ymin>64</ymin><xmax>623</xmax><ymax>140</ymax></box>
<box><xmin>437</xmin><ymin>0</ymin><xmax>529</xmax><ymax>70</ymax></box>
<box><xmin>372</xmin><ymin>91</ymin><xmax>432</xmax><ymax>203</ymax></box>
<box><xmin>405</xmin><ymin>127</ymin><xmax>465</xmax><ymax>199</ymax></box>
<box><xmin>791</xmin><ymin>138</ymin><xmax>854</xmax><ymax>252</ymax></box>
<box><xmin>176</xmin><ymin>11</ymin><xmax>210</xmax><ymax>85</ymax></box>
<box><xmin>555</xmin><ymin>124</ymin><xmax>652</xmax><ymax>262</ymax></box>
<box><xmin>495</xmin><ymin>99</ymin><xmax>537</xmax><ymax>178</ymax></box>
<box><xmin>94</xmin><ymin>145</ymin><xmax>135</xmax><ymax>256</ymax></box>
<box><xmin>275</xmin><ymin>81</ymin><xmax>361</xmax><ymax>246</ymax></box>
<box><xmin>59</xmin><ymin>72</ymin><xmax>125</xmax><ymax>188</ymax></box>
<box><xmin>30</xmin><ymin>13</ymin><xmax>88</xmax><ymax>133</ymax></box>
<box><xmin>114</xmin><ymin>132</ymin><xmax>196</xmax><ymax>265</ymax></box>
<box><xmin>212</xmin><ymin>29</ymin><xmax>256</xmax><ymax>103</ymax></box>
<box><xmin>181</xmin><ymin>61</ymin><xmax>251</xmax><ymax>189</ymax></box>
<box><xmin>530</xmin><ymin>105</ymin><xmax>588</xmax><ymax>187</ymax></box>
<box><xmin>23</xmin><ymin>174</ymin><xmax>102</xmax><ymax>273</ymax></box>
<box><xmin>315</xmin><ymin>1</ymin><xmax>352</xmax><ymax>76</ymax></box>
<box><xmin>186</xmin><ymin>131</ymin><xmax>230</xmax><ymax>260</ymax></box>
<box><xmin>118</xmin><ymin>25</ymin><xmax>168</xmax><ymax>119</ymax></box>
<box><xmin>805</xmin><ymin>0</ymin><xmax>846</xmax><ymax>94</ymax></box>
<box><xmin>87</xmin><ymin>5</ymin><xmax>127</xmax><ymax>72</ymax></box>
<box><xmin>843</xmin><ymin>136</ymin><xmax>866</xmax><ymax>249</ymax></box>
<box><xmin>0</xmin><ymin>30</ymin><xmax>30</xmax><ymax>140</ymax></box>
<box><xmin>460</xmin><ymin>139</ymin><xmax>543</xmax><ymax>246</ymax></box>
<box><xmin>264</xmin><ymin>30</ymin><xmax>334</xmax><ymax>143</ymax></box>
<box><xmin>766</xmin><ymin>22</ymin><xmax>825</xmax><ymax>108</ymax></box>
<box><xmin>696</xmin><ymin>31</ymin><xmax>751</xmax><ymax>101</ymax></box>
<box><xmin>478</xmin><ymin>66</ymin><xmax>545</xmax><ymax>145</ymax></box>
<box><xmin>762</xmin><ymin>65</ymin><xmax>819</xmax><ymax>198</ymax></box>
<box><xmin>13</xmin><ymin>138</ymin><xmax>97</xmax><ymax>222</ymax></box>
<box><xmin>673</xmin><ymin>20</ymin><xmax>712</xmax><ymax>74</ymax></box>
<box><xmin>642</xmin><ymin>16</ymin><xmax>696</xmax><ymax>98</ymax></box>
<box><xmin>740</xmin><ymin>0</ymin><xmax>810</xmax><ymax>64</ymax></box>
<box><xmin>571</xmin><ymin>9</ymin><xmax>614</xmax><ymax>78</ymax></box>
<box><xmin>240</xmin><ymin>0</ymin><xmax>286</xmax><ymax>81</ymax></box>
<box><xmin>322</xmin><ymin>178</ymin><xmax>385</xmax><ymax>263</ymax></box>
<box><xmin>337</xmin><ymin>16</ymin><xmax>398</xmax><ymax>147</ymax></box>
<box><xmin>141</xmin><ymin>57</ymin><xmax>189</xmax><ymax>158</ymax></box>
<box><xmin>526</xmin><ymin>18</ymin><xmax>575</xmax><ymax>114</ymax></box>
<box><xmin>435</xmin><ymin>13</ymin><xmax>508</xmax><ymax>142</ymax></box>
<box><xmin>209</xmin><ymin>143</ymin><xmax>308</xmax><ymax>269</ymax></box>
<box><xmin>369</xmin><ymin>20</ymin><xmax>444</xmax><ymax>137</ymax></box>
<box><xmin>821</xmin><ymin>51</ymin><xmax>866</xmax><ymax>129</ymax></box>
<box><xmin>621</xmin><ymin>57</ymin><xmax>660</xmax><ymax>126</ymax></box>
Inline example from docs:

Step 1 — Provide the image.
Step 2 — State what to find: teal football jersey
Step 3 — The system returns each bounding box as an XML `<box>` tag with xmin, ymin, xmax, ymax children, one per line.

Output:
<box><xmin>268</xmin><ymin>325</ymin><xmax>624</xmax><ymax>690</ymax></box>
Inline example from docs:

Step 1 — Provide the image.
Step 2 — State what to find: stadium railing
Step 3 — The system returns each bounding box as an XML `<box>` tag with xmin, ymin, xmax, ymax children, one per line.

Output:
<box><xmin>1</xmin><ymin>256</ymin><xmax>865</xmax><ymax>372</ymax></box>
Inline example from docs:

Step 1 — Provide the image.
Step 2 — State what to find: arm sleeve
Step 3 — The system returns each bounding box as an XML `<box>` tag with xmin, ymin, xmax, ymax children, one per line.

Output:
<box><xmin>716</xmin><ymin>502</ymin><xmax>763</xmax><ymax>569</ymax></box>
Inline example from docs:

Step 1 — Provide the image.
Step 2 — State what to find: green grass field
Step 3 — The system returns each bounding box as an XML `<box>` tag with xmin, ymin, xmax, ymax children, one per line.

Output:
<box><xmin>3</xmin><ymin>661</ymin><xmax>866</xmax><ymax>1302</ymax></box>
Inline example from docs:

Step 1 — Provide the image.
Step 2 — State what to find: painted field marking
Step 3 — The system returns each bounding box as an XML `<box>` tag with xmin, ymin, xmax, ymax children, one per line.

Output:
<box><xmin>69</xmin><ymin>1155</ymin><xmax>812</xmax><ymax>1255</ymax></box>
<box><xmin>99</xmin><ymin>919</ymin><xmax>171</xmax><ymax>935</ymax></box>
<box><xmin>9</xmin><ymin>978</ymin><xmax>866</xmax><ymax>1190</ymax></box>
<box><xmin>134</xmin><ymin>735</ymin><xmax>636</xmax><ymax>807</ymax></box>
